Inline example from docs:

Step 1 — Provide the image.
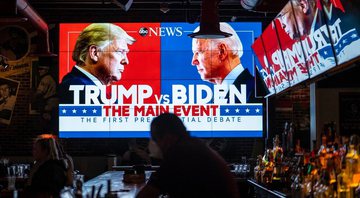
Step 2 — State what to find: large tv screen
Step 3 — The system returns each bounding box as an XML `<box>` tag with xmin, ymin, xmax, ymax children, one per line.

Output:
<box><xmin>252</xmin><ymin>0</ymin><xmax>360</xmax><ymax>96</ymax></box>
<box><xmin>58</xmin><ymin>22</ymin><xmax>263</xmax><ymax>138</ymax></box>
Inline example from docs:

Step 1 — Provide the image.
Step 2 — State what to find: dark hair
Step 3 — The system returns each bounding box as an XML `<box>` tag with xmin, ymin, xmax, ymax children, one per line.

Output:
<box><xmin>34</xmin><ymin>134</ymin><xmax>64</xmax><ymax>160</ymax></box>
<box><xmin>150</xmin><ymin>113</ymin><xmax>189</xmax><ymax>141</ymax></box>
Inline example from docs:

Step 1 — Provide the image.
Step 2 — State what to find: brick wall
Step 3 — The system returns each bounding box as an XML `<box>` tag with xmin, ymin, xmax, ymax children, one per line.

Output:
<box><xmin>0</xmin><ymin>72</ymin><xmax>42</xmax><ymax>156</ymax></box>
<box><xmin>267</xmin><ymin>87</ymin><xmax>311</xmax><ymax>151</ymax></box>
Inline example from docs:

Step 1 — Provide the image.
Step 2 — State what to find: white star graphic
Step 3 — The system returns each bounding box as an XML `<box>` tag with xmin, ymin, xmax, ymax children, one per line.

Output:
<box><xmin>225</xmin><ymin>108</ymin><xmax>230</xmax><ymax>113</ymax></box>
<box><xmin>72</xmin><ymin>109</ymin><xmax>77</xmax><ymax>114</ymax></box>
<box><xmin>235</xmin><ymin>108</ymin><xmax>240</xmax><ymax>113</ymax></box>
<box><xmin>255</xmin><ymin>108</ymin><xmax>260</xmax><ymax>113</ymax></box>
<box><xmin>339</xmin><ymin>44</ymin><xmax>342</xmax><ymax>48</ymax></box>
<box><xmin>82</xmin><ymin>109</ymin><xmax>87</xmax><ymax>113</ymax></box>
<box><xmin>62</xmin><ymin>109</ymin><xmax>67</xmax><ymax>114</ymax></box>
<box><xmin>351</xmin><ymin>33</ymin><xmax>357</xmax><ymax>38</ymax></box>
<box><xmin>343</xmin><ymin>39</ymin><xmax>347</xmax><ymax>44</ymax></box>
<box><xmin>245</xmin><ymin>108</ymin><xmax>250</xmax><ymax>113</ymax></box>
<box><xmin>324</xmin><ymin>51</ymin><xmax>327</xmax><ymax>55</ymax></box>
<box><xmin>92</xmin><ymin>109</ymin><xmax>97</xmax><ymax>113</ymax></box>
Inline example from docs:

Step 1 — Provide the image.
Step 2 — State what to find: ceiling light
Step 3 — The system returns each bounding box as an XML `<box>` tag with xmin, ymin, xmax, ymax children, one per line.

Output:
<box><xmin>112</xmin><ymin>0</ymin><xmax>133</xmax><ymax>12</ymax></box>
<box><xmin>160</xmin><ymin>2</ymin><xmax>170</xmax><ymax>13</ymax></box>
<box><xmin>240</xmin><ymin>0</ymin><xmax>260</xmax><ymax>10</ymax></box>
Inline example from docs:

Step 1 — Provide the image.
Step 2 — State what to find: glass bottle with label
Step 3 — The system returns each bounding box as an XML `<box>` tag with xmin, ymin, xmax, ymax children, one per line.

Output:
<box><xmin>346</xmin><ymin>135</ymin><xmax>359</xmax><ymax>198</ymax></box>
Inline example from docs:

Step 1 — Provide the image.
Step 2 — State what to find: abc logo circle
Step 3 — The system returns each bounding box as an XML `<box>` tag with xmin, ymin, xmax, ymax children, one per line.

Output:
<box><xmin>139</xmin><ymin>27</ymin><xmax>148</xmax><ymax>36</ymax></box>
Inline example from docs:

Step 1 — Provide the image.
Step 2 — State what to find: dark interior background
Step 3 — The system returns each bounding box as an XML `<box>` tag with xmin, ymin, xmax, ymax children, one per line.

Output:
<box><xmin>3</xmin><ymin>0</ymin><xmax>357</xmax><ymax>178</ymax></box>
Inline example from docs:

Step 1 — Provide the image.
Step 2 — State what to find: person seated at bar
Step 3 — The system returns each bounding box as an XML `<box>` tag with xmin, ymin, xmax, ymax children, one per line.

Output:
<box><xmin>25</xmin><ymin>134</ymin><xmax>72</xmax><ymax>198</ymax></box>
<box><xmin>136</xmin><ymin>113</ymin><xmax>239</xmax><ymax>198</ymax></box>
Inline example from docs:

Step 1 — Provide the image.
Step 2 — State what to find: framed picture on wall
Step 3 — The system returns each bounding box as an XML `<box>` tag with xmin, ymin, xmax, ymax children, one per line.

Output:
<box><xmin>339</xmin><ymin>92</ymin><xmax>360</xmax><ymax>136</ymax></box>
<box><xmin>0</xmin><ymin>78</ymin><xmax>20</xmax><ymax>125</ymax></box>
<box><xmin>30</xmin><ymin>56</ymin><xmax>58</xmax><ymax>120</ymax></box>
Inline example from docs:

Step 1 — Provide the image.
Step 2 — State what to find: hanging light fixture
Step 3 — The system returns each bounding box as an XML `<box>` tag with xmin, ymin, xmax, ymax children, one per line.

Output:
<box><xmin>188</xmin><ymin>0</ymin><xmax>232</xmax><ymax>39</ymax></box>
<box><xmin>112</xmin><ymin>0</ymin><xmax>133</xmax><ymax>12</ymax></box>
<box><xmin>240</xmin><ymin>0</ymin><xmax>260</xmax><ymax>10</ymax></box>
<box><xmin>160</xmin><ymin>2</ymin><xmax>170</xmax><ymax>13</ymax></box>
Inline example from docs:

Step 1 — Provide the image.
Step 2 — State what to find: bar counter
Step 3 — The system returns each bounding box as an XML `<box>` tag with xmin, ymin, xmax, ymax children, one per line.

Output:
<box><xmin>247</xmin><ymin>179</ymin><xmax>291</xmax><ymax>198</ymax></box>
<box><xmin>82</xmin><ymin>171</ymin><xmax>153</xmax><ymax>198</ymax></box>
<box><xmin>81</xmin><ymin>171</ymin><xmax>300</xmax><ymax>198</ymax></box>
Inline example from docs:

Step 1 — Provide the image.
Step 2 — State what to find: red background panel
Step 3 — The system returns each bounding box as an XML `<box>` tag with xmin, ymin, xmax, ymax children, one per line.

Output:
<box><xmin>59</xmin><ymin>23</ymin><xmax>161</xmax><ymax>104</ymax></box>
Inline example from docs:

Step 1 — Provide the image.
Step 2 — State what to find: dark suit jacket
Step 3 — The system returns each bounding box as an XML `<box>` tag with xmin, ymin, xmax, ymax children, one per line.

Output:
<box><xmin>226</xmin><ymin>68</ymin><xmax>263</xmax><ymax>103</ymax></box>
<box><xmin>58</xmin><ymin>66</ymin><xmax>96</xmax><ymax>104</ymax></box>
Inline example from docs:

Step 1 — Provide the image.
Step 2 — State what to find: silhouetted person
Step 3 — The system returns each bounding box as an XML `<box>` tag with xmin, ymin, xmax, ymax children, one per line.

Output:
<box><xmin>26</xmin><ymin>134</ymin><xmax>73</xmax><ymax>198</ymax></box>
<box><xmin>136</xmin><ymin>113</ymin><xmax>239</xmax><ymax>198</ymax></box>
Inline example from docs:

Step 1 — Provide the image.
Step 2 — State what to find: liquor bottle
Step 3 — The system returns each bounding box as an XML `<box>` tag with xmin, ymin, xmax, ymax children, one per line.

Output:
<box><xmin>318</xmin><ymin>169</ymin><xmax>330</xmax><ymax>198</ymax></box>
<box><xmin>74</xmin><ymin>178</ymin><xmax>83</xmax><ymax>198</ymax></box>
<box><xmin>282</xmin><ymin>122</ymin><xmax>289</xmax><ymax>155</ymax></box>
<box><xmin>288</xmin><ymin>122</ymin><xmax>294</xmax><ymax>153</ymax></box>
<box><xmin>337</xmin><ymin>164</ymin><xmax>349</xmax><ymax>198</ymax></box>
<box><xmin>303</xmin><ymin>174</ymin><xmax>313</xmax><ymax>198</ymax></box>
<box><xmin>254</xmin><ymin>155</ymin><xmax>263</xmax><ymax>183</ymax></box>
<box><xmin>318</xmin><ymin>134</ymin><xmax>328</xmax><ymax>170</ymax></box>
<box><xmin>273</xmin><ymin>135</ymin><xmax>283</xmax><ymax>181</ymax></box>
<box><xmin>261</xmin><ymin>149</ymin><xmax>274</xmax><ymax>184</ymax></box>
<box><xmin>339</xmin><ymin>136</ymin><xmax>349</xmax><ymax>171</ymax></box>
<box><xmin>347</xmin><ymin>135</ymin><xmax>359</xmax><ymax>198</ymax></box>
<box><xmin>326</xmin><ymin>145</ymin><xmax>336</xmax><ymax>186</ymax></box>
<box><xmin>346</xmin><ymin>138</ymin><xmax>357</xmax><ymax>178</ymax></box>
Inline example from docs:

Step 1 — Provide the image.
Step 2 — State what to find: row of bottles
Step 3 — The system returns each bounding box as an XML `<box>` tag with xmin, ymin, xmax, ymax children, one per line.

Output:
<box><xmin>254</xmin><ymin>135</ymin><xmax>286</xmax><ymax>185</ymax></box>
<box><xmin>293</xmin><ymin>134</ymin><xmax>359</xmax><ymax>198</ymax></box>
<box><xmin>337</xmin><ymin>135</ymin><xmax>359</xmax><ymax>198</ymax></box>
<box><xmin>253</xmin><ymin>133</ymin><xmax>360</xmax><ymax>197</ymax></box>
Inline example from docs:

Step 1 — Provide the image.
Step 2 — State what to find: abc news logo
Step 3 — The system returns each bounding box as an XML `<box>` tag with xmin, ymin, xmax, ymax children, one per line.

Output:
<box><xmin>138</xmin><ymin>27</ymin><xmax>183</xmax><ymax>37</ymax></box>
<box><xmin>139</xmin><ymin>27</ymin><xmax>149</xmax><ymax>36</ymax></box>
